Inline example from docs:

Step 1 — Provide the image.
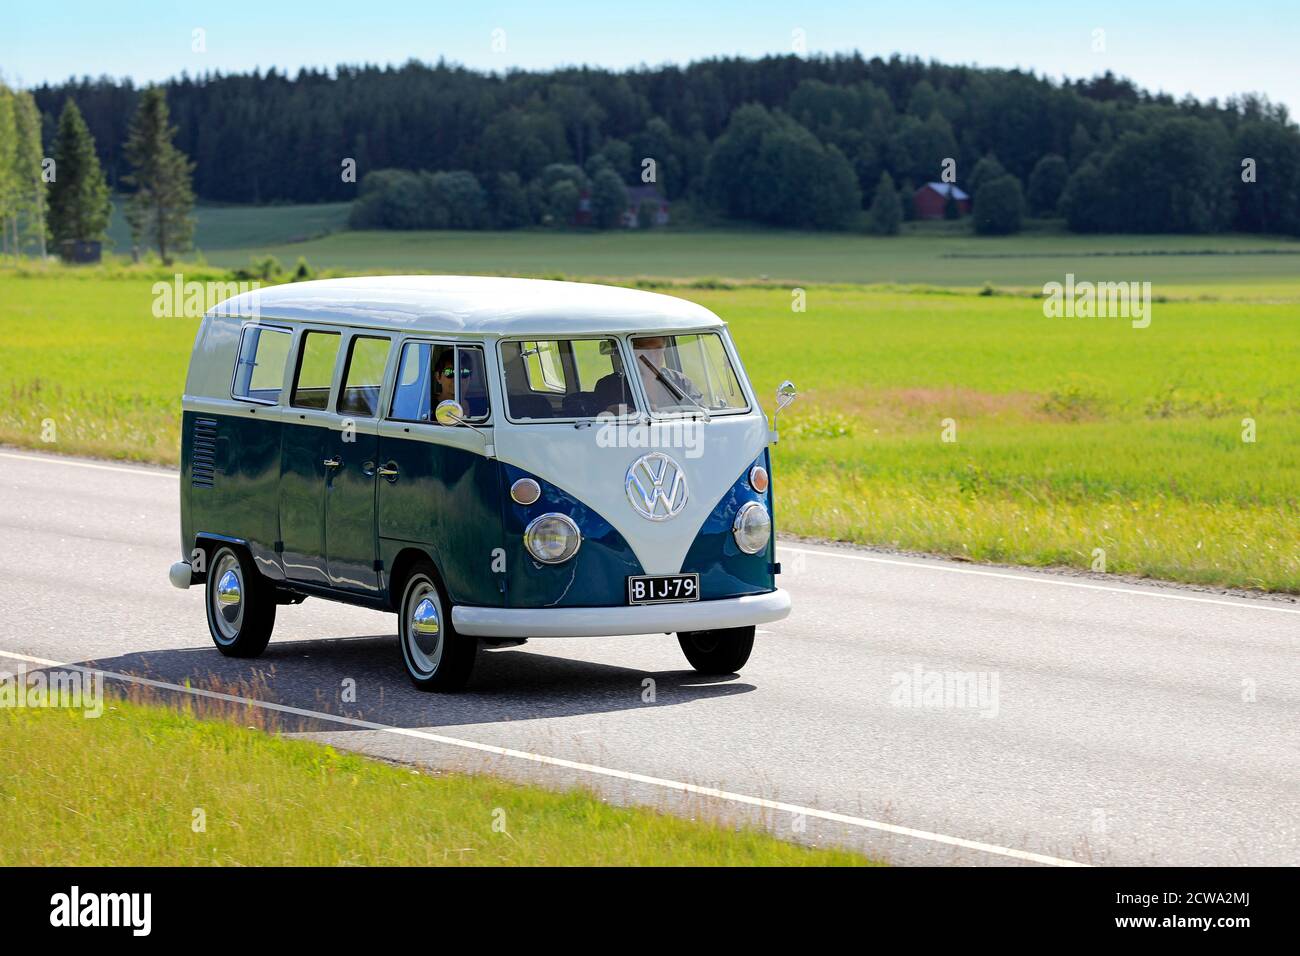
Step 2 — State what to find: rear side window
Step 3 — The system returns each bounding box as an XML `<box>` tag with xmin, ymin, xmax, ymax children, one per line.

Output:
<box><xmin>232</xmin><ymin>325</ymin><xmax>292</xmax><ymax>404</ymax></box>
<box><xmin>290</xmin><ymin>331</ymin><xmax>340</xmax><ymax>410</ymax></box>
<box><xmin>337</xmin><ymin>336</ymin><xmax>390</xmax><ymax>418</ymax></box>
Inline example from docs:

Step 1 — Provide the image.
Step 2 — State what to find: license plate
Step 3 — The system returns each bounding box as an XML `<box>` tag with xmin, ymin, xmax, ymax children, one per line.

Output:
<box><xmin>627</xmin><ymin>573</ymin><xmax>700</xmax><ymax>605</ymax></box>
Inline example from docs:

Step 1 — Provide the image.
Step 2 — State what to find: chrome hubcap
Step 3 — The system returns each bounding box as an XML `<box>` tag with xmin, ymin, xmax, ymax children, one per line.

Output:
<box><xmin>209</xmin><ymin>553</ymin><xmax>244</xmax><ymax>644</ymax></box>
<box><xmin>405</xmin><ymin>581</ymin><xmax>443</xmax><ymax>676</ymax></box>
<box><xmin>217</xmin><ymin>571</ymin><xmax>242</xmax><ymax>615</ymax></box>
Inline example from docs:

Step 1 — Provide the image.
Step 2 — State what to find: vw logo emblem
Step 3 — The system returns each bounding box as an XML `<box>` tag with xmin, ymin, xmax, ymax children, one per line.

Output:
<box><xmin>625</xmin><ymin>453</ymin><xmax>689</xmax><ymax>521</ymax></box>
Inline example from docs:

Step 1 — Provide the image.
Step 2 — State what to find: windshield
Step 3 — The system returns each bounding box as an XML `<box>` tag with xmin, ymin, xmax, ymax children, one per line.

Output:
<box><xmin>500</xmin><ymin>338</ymin><xmax>635</xmax><ymax>420</ymax></box>
<box><xmin>631</xmin><ymin>333</ymin><xmax>747</xmax><ymax>415</ymax></box>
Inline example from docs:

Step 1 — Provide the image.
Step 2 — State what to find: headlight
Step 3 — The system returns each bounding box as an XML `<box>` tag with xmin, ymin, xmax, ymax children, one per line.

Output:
<box><xmin>732</xmin><ymin>501</ymin><xmax>771</xmax><ymax>554</ymax></box>
<box><xmin>524</xmin><ymin>513</ymin><xmax>582</xmax><ymax>564</ymax></box>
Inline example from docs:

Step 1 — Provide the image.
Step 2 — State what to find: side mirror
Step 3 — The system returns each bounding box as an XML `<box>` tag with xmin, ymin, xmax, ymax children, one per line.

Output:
<box><xmin>435</xmin><ymin>399</ymin><xmax>466</xmax><ymax>426</ymax></box>
<box><xmin>433</xmin><ymin>399</ymin><xmax>495</xmax><ymax>459</ymax></box>
<box><xmin>771</xmin><ymin>380</ymin><xmax>797</xmax><ymax>440</ymax></box>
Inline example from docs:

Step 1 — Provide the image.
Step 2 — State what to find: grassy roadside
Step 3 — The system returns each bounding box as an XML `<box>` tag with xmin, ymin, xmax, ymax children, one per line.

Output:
<box><xmin>0</xmin><ymin>698</ymin><xmax>872</xmax><ymax>866</ymax></box>
<box><xmin>2</xmin><ymin>266</ymin><xmax>1296</xmax><ymax>592</ymax></box>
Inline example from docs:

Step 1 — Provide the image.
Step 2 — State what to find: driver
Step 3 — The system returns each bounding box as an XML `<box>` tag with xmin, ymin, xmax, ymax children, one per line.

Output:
<box><xmin>431</xmin><ymin>347</ymin><xmax>456</xmax><ymax>402</ymax></box>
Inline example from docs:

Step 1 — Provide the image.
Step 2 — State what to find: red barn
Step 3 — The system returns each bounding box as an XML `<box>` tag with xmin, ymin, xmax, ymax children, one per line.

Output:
<box><xmin>574</xmin><ymin>183</ymin><xmax>670</xmax><ymax>228</ymax></box>
<box><xmin>913</xmin><ymin>182</ymin><xmax>971</xmax><ymax>219</ymax></box>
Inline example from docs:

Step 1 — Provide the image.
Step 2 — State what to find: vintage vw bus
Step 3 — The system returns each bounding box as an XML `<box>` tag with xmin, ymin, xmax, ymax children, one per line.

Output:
<box><xmin>169</xmin><ymin>276</ymin><xmax>796</xmax><ymax>690</ymax></box>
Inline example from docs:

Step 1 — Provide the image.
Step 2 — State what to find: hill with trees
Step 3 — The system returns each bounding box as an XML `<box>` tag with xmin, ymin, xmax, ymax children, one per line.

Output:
<box><xmin>29</xmin><ymin>54</ymin><xmax>1300</xmax><ymax>235</ymax></box>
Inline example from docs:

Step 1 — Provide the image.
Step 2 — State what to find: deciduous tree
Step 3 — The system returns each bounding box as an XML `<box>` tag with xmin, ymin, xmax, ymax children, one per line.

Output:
<box><xmin>590</xmin><ymin>168</ymin><xmax>628</xmax><ymax>229</ymax></box>
<box><xmin>868</xmin><ymin>171</ymin><xmax>902</xmax><ymax>235</ymax></box>
<box><xmin>973</xmin><ymin>174</ymin><xmax>1023</xmax><ymax>235</ymax></box>
<box><xmin>1026</xmin><ymin>154</ymin><xmax>1069</xmax><ymax>216</ymax></box>
<box><xmin>12</xmin><ymin>90</ymin><xmax>49</xmax><ymax>256</ymax></box>
<box><xmin>0</xmin><ymin>85</ymin><xmax>17</xmax><ymax>255</ymax></box>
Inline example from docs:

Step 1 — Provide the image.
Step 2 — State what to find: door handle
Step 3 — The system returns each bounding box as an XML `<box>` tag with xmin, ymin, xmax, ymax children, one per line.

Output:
<box><xmin>377</xmin><ymin>463</ymin><xmax>400</xmax><ymax>482</ymax></box>
<box><xmin>323</xmin><ymin>456</ymin><xmax>342</xmax><ymax>469</ymax></box>
<box><xmin>361</xmin><ymin>460</ymin><xmax>376</xmax><ymax>477</ymax></box>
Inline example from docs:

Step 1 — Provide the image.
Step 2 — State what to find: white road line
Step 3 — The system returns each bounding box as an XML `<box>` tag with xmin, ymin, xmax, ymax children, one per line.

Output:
<box><xmin>0</xmin><ymin>648</ymin><xmax>1084</xmax><ymax>867</ymax></box>
<box><xmin>778</xmin><ymin>545</ymin><xmax>1300</xmax><ymax>616</ymax></box>
<box><xmin>8</xmin><ymin>448</ymin><xmax>1290</xmax><ymax>616</ymax></box>
<box><xmin>0</xmin><ymin>450</ymin><xmax>178</xmax><ymax>479</ymax></box>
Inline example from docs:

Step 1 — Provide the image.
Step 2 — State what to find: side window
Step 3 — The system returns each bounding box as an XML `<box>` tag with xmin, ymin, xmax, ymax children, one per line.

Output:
<box><xmin>455</xmin><ymin>346</ymin><xmax>490</xmax><ymax>422</ymax></box>
<box><xmin>232</xmin><ymin>325</ymin><xmax>292</xmax><ymax>404</ymax></box>
<box><xmin>573</xmin><ymin>339</ymin><xmax>618</xmax><ymax>390</ymax></box>
<box><xmin>521</xmin><ymin>341</ymin><xmax>566</xmax><ymax>393</ymax></box>
<box><xmin>290</xmin><ymin>331</ymin><xmax>341</xmax><ymax>410</ymax></box>
<box><xmin>389</xmin><ymin>342</ymin><xmax>490</xmax><ymax>424</ymax></box>
<box><xmin>500</xmin><ymin>338</ymin><xmax>632</xmax><ymax>420</ymax></box>
<box><xmin>337</xmin><ymin>336</ymin><xmax>390</xmax><ymax>418</ymax></box>
<box><xmin>391</xmin><ymin>342</ymin><xmax>433</xmax><ymax>421</ymax></box>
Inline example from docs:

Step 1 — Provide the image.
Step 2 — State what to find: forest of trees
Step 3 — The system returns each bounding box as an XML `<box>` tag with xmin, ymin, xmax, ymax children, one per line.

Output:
<box><xmin>1</xmin><ymin>79</ymin><xmax>195</xmax><ymax>262</ymax></box>
<box><xmin>26</xmin><ymin>54</ymin><xmax>1300</xmax><ymax>235</ymax></box>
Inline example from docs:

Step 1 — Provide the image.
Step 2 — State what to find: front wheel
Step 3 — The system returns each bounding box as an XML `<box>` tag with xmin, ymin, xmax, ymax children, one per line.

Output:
<box><xmin>677</xmin><ymin>626</ymin><xmax>755</xmax><ymax>674</ymax></box>
<box><xmin>398</xmin><ymin>564</ymin><xmax>477</xmax><ymax>691</ymax></box>
<box><xmin>205</xmin><ymin>545</ymin><xmax>275</xmax><ymax>657</ymax></box>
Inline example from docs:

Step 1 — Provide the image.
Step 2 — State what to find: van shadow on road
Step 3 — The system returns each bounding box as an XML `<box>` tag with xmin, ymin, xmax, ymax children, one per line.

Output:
<box><xmin>66</xmin><ymin>636</ymin><xmax>755</xmax><ymax>731</ymax></box>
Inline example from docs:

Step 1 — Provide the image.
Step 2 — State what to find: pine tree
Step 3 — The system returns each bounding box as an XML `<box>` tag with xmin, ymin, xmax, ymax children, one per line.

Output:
<box><xmin>123</xmin><ymin>87</ymin><xmax>195</xmax><ymax>264</ymax></box>
<box><xmin>0</xmin><ymin>85</ymin><xmax>17</xmax><ymax>256</ymax></box>
<box><xmin>12</xmin><ymin>91</ymin><xmax>48</xmax><ymax>257</ymax></box>
<box><xmin>48</xmin><ymin>99</ymin><xmax>112</xmax><ymax>250</ymax></box>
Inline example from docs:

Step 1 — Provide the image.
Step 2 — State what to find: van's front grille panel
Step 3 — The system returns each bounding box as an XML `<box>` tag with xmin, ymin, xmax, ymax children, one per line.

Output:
<box><xmin>191</xmin><ymin>417</ymin><xmax>217</xmax><ymax>488</ymax></box>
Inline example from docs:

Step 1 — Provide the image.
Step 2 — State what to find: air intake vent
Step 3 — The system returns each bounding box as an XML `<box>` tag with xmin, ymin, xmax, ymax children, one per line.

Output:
<box><xmin>192</xmin><ymin>417</ymin><xmax>217</xmax><ymax>488</ymax></box>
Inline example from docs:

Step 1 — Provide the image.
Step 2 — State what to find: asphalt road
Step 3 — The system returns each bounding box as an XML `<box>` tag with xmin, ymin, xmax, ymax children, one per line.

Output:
<box><xmin>1</xmin><ymin>448</ymin><xmax>1296</xmax><ymax>866</ymax></box>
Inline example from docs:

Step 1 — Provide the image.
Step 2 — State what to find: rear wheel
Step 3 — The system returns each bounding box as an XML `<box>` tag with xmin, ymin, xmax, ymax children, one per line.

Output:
<box><xmin>205</xmin><ymin>546</ymin><xmax>275</xmax><ymax>657</ymax></box>
<box><xmin>677</xmin><ymin>626</ymin><xmax>755</xmax><ymax>674</ymax></box>
<box><xmin>398</xmin><ymin>563</ymin><xmax>477</xmax><ymax>691</ymax></box>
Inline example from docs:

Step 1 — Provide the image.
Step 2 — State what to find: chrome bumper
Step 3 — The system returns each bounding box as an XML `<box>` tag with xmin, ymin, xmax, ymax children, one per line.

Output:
<box><xmin>451</xmin><ymin>589</ymin><xmax>791</xmax><ymax>638</ymax></box>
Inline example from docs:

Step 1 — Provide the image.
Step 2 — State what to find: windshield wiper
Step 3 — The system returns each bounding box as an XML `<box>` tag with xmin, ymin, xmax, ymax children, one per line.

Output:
<box><xmin>638</xmin><ymin>354</ymin><xmax>710</xmax><ymax>420</ymax></box>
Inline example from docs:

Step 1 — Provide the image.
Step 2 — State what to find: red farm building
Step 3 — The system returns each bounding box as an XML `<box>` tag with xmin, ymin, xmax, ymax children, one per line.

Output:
<box><xmin>913</xmin><ymin>182</ymin><xmax>971</xmax><ymax>219</ymax></box>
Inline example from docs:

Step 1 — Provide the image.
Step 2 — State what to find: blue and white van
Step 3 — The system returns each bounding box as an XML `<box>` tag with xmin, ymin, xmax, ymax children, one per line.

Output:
<box><xmin>169</xmin><ymin>276</ymin><xmax>795</xmax><ymax>690</ymax></box>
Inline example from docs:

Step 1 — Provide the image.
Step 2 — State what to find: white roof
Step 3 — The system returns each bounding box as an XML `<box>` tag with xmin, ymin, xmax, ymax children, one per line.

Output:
<box><xmin>210</xmin><ymin>275</ymin><xmax>725</xmax><ymax>336</ymax></box>
<box><xmin>922</xmin><ymin>181</ymin><xmax>970</xmax><ymax>200</ymax></box>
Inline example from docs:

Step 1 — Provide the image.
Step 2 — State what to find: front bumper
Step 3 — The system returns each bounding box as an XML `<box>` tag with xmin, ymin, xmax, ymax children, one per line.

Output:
<box><xmin>451</xmin><ymin>588</ymin><xmax>791</xmax><ymax>638</ymax></box>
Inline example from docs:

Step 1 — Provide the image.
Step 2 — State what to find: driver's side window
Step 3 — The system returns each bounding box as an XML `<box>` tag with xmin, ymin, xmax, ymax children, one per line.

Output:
<box><xmin>389</xmin><ymin>341</ymin><xmax>490</xmax><ymax>424</ymax></box>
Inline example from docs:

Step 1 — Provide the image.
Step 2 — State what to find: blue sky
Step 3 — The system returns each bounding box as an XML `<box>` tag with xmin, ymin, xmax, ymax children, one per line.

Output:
<box><xmin>6</xmin><ymin>0</ymin><xmax>1297</xmax><ymax>115</ymax></box>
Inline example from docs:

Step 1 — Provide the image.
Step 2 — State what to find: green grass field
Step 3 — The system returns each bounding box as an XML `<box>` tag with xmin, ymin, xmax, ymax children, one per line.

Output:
<box><xmin>105</xmin><ymin>199</ymin><xmax>351</xmax><ymax>253</ymax></box>
<box><xmin>203</xmin><ymin>221</ymin><xmax>1300</xmax><ymax>288</ymax></box>
<box><xmin>714</xmin><ymin>285</ymin><xmax>1300</xmax><ymax>591</ymax></box>
<box><xmin>0</xmin><ymin>699</ymin><xmax>868</xmax><ymax>866</ymax></box>
<box><xmin>2</xmin><ymin>256</ymin><xmax>1296</xmax><ymax>591</ymax></box>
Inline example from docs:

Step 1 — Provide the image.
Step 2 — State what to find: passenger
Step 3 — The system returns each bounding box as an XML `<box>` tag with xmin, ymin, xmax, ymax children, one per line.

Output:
<box><xmin>632</xmin><ymin>335</ymin><xmax>704</xmax><ymax>411</ymax></box>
